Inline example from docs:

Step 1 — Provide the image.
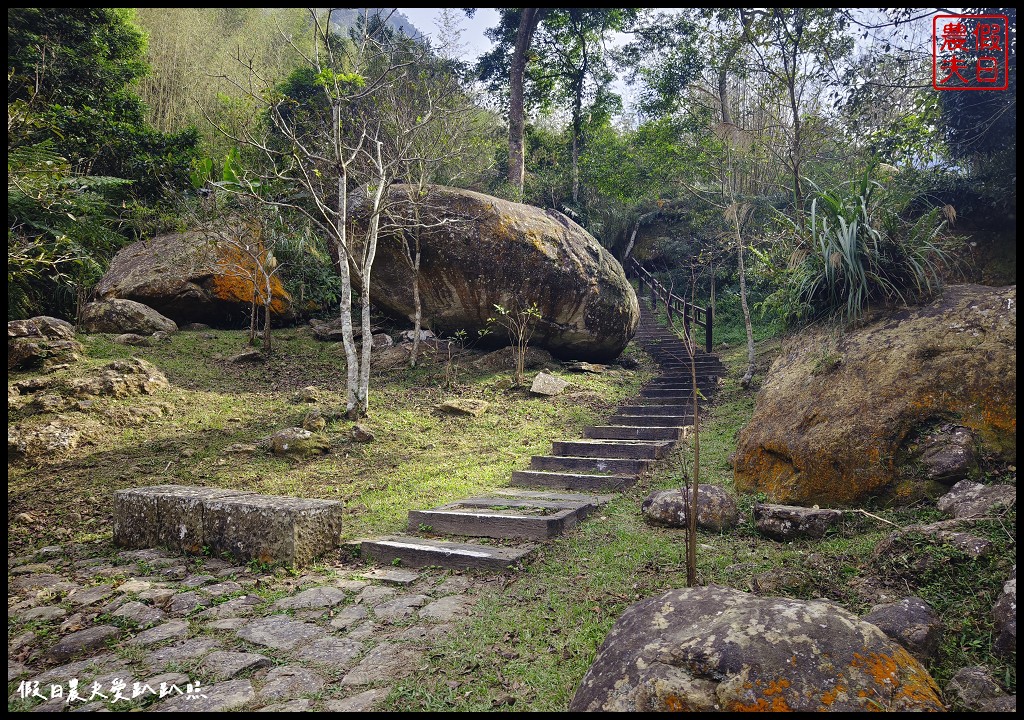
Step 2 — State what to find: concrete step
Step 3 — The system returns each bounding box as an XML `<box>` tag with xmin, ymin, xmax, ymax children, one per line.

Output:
<box><xmin>530</xmin><ymin>455</ymin><xmax>653</xmax><ymax>475</ymax></box>
<box><xmin>550</xmin><ymin>439</ymin><xmax>673</xmax><ymax>460</ymax></box>
<box><xmin>640</xmin><ymin>387</ymin><xmax>713</xmax><ymax>398</ymax></box>
<box><xmin>509</xmin><ymin>470</ymin><xmax>637</xmax><ymax>492</ymax></box>
<box><xmin>408</xmin><ymin>493</ymin><xmax>609</xmax><ymax>540</ymax></box>
<box><xmin>486</xmin><ymin>488</ymin><xmax>617</xmax><ymax>504</ymax></box>
<box><xmin>361</xmin><ymin>536</ymin><xmax>536</xmax><ymax>570</ymax></box>
<box><xmin>583</xmin><ymin>425</ymin><xmax>683</xmax><ymax>441</ymax></box>
<box><xmin>631</xmin><ymin>395</ymin><xmax>698</xmax><ymax>406</ymax></box>
<box><xmin>608</xmin><ymin>414</ymin><xmax>693</xmax><ymax>427</ymax></box>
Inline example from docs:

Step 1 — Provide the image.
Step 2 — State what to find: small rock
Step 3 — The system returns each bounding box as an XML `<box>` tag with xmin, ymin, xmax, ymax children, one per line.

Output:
<box><xmin>229</xmin><ymin>350</ymin><xmax>265</xmax><ymax>363</ymax></box>
<box><xmin>295</xmin><ymin>636</ymin><xmax>364</xmax><ymax>667</ymax></box>
<box><xmin>373</xmin><ymin>594</ymin><xmax>431</xmax><ymax>623</ymax></box>
<box><xmin>265</xmin><ymin>427</ymin><xmax>330</xmax><ymax>456</ymax></box>
<box><xmin>235</xmin><ymin>616</ymin><xmax>324</xmax><ymax>651</ymax></box>
<box><xmin>112</xmin><ymin>601</ymin><xmax>166</xmax><ymax>627</ymax></box>
<box><xmin>113</xmin><ymin>333</ymin><xmax>151</xmax><ymax>346</ymax></box>
<box><xmin>937</xmin><ymin>479</ymin><xmax>1017</xmax><ymax>519</ymax></box>
<box><xmin>258</xmin><ymin>699</ymin><xmax>313</xmax><ymax>712</ymax></box>
<box><xmin>530</xmin><ymin>371</ymin><xmax>569</xmax><ymax>396</ymax></box>
<box><xmin>45</xmin><ymin>625</ymin><xmax>120</xmax><ymax>663</ymax></box>
<box><xmin>258</xmin><ymin>665</ymin><xmax>325</xmax><ymax>700</ymax></box>
<box><xmin>360</xmin><ymin>568</ymin><xmax>420</xmax><ymax>586</ymax></box>
<box><xmin>351</xmin><ymin>423</ymin><xmax>375</xmax><ymax>442</ymax></box>
<box><xmin>272</xmin><ymin>587</ymin><xmax>347</xmax><ymax>611</ymax></box>
<box><xmin>419</xmin><ymin>595</ymin><xmax>475</xmax><ymax>622</ymax></box>
<box><xmin>301</xmin><ymin>410</ymin><xmax>326</xmax><ymax>432</ymax></box>
<box><xmin>293</xmin><ymin>386</ymin><xmax>322</xmax><ymax>403</ymax></box>
<box><xmin>436</xmin><ymin>398</ymin><xmax>490</xmax><ymax>417</ymax></box>
<box><xmin>324</xmin><ymin>687</ymin><xmax>390</xmax><ymax>712</ymax></box>
<box><xmin>993</xmin><ymin>566</ymin><xmax>1016</xmax><ymax>657</ymax></box>
<box><xmin>329</xmin><ymin>605</ymin><xmax>368</xmax><ymax>630</ymax></box>
<box><xmin>153</xmin><ymin>679</ymin><xmax>253</xmax><ymax>712</ymax></box>
<box><xmin>201</xmin><ymin>650</ymin><xmax>272</xmax><ymax>680</ymax></box>
<box><xmin>20</xmin><ymin>606</ymin><xmax>67</xmax><ymax>622</ymax></box>
<box><xmin>862</xmin><ymin>596</ymin><xmax>943</xmax><ymax>662</ymax></box>
<box><xmin>128</xmin><ymin>620</ymin><xmax>189</xmax><ymax>647</ymax></box>
<box><xmin>369</xmin><ymin>332</ymin><xmax>393</xmax><ymax>350</ymax></box>
<box><xmin>340</xmin><ymin>642</ymin><xmax>421</xmax><ymax>686</ymax></box>
<box><xmin>754</xmin><ymin>502</ymin><xmax>842</xmax><ymax>541</ymax></box>
<box><xmin>564</xmin><ymin>361</ymin><xmax>607</xmax><ymax>374</ymax></box>
<box><xmin>945</xmin><ymin>665</ymin><xmax>1013</xmax><ymax>712</ymax></box>
<box><xmin>641</xmin><ymin>486</ymin><xmax>739</xmax><ymax>532</ymax></box>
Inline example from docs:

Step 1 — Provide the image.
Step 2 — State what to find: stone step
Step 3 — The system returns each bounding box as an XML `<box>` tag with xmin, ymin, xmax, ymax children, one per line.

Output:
<box><xmin>486</xmin><ymin>488</ymin><xmax>617</xmax><ymax>505</ymax></box>
<box><xmin>509</xmin><ymin>470</ymin><xmax>637</xmax><ymax>492</ymax></box>
<box><xmin>408</xmin><ymin>495</ymin><xmax>602</xmax><ymax>540</ymax></box>
<box><xmin>361</xmin><ymin>536</ymin><xmax>536</xmax><ymax>571</ymax></box>
<box><xmin>608</xmin><ymin>414</ymin><xmax>693</xmax><ymax>427</ymax></box>
<box><xmin>631</xmin><ymin>395</ymin><xmax>701</xmax><ymax>406</ymax></box>
<box><xmin>640</xmin><ymin>388</ymin><xmax>713</xmax><ymax>398</ymax></box>
<box><xmin>583</xmin><ymin>425</ymin><xmax>683</xmax><ymax>441</ymax></box>
<box><xmin>550</xmin><ymin>439</ymin><xmax>673</xmax><ymax>460</ymax></box>
<box><xmin>530</xmin><ymin>455</ymin><xmax>653</xmax><ymax>475</ymax></box>
<box><xmin>616</xmin><ymin>405</ymin><xmax>700</xmax><ymax>417</ymax></box>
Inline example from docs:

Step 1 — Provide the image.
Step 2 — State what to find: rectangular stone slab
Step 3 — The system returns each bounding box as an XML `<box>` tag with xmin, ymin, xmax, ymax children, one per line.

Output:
<box><xmin>113</xmin><ymin>485</ymin><xmax>343</xmax><ymax>567</ymax></box>
<box><xmin>113</xmin><ymin>485</ymin><xmax>251</xmax><ymax>552</ymax></box>
<box><xmin>202</xmin><ymin>494</ymin><xmax>344</xmax><ymax>567</ymax></box>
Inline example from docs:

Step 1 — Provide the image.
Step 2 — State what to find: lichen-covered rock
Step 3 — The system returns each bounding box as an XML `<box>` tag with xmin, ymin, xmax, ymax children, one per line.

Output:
<box><xmin>8</xmin><ymin>338</ymin><xmax>83</xmax><ymax>370</ymax></box>
<box><xmin>915</xmin><ymin>424</ymin><xmax>978</xmax><ymax>483</ymax></box>
<box><xmin>67</xmin><ymin>358</ymin><xmax>169</xmax><ymax>398</ymax></box>
<box><xmin>8</xmin><ymin>420</ymin><xmax>80</xmax><ymax>459</ymax></box>
<box><xmin>862</xmin><ymin>596</ymin><xmax>942</xmax><ymax>663</ymax></box>
<box><xmin>114</xmin><ymin>333</ymin><xmax>152</xmax><ymax>346</ymax></box>
<box><xmin>993</xmin><ymin>565</ymin><xmax>1016</xmax><ymax>657</ymax></box>
<box><xmin>357</xmin><ymin>185</ymin><xmax>638</xmax><ymax>361</ymax></box>
<box><xmin>93</xmin><ymin>229</ymin><xmax>291</xmax><ymax>326</ymax></box>
<box><xmin>945</xmin><ymin>666</ymin><xmax>1014</xmax><ymax>712</ymax></box>
<box><xmin>435</xmin><ymin>398</ymin><xmax>489</xmax><ymax>417</ymax></box>
<box><xmin>569</xmin><ymin>586</ymin><xmax>944</xmax><ymax>712</ymax></box>
<box><xmin>80</xmin><ymin>298</ymin><xmax>178</xmax><ymax>335</ymax></box>
<box><xmin>641</xmin><ymin>486</ymin><xmax>739</xmax><ymax>532</ymax></box>
<box><xmin>8</xmin><ymin>316</ymin><xmax>75</xmax><ymax>341</ymax></box>
<box><xmin>266</xmin><ymin>427</ymin><xmax>330</xmax><ymax>456</ymax></box>
<box><xmin>937</xmin><ymin>479</ymin><xmax>1017</xmax><ymax>519</ymax></box>
<box><xmin>529</xmin><ymin>372</ymin><xmax>569</xmax><ymax>396</ymax></box>
<box><xmin>754</xmin><ymin>503</ymin><xmax>842</xmax><ymax>541</ymax></box>
<box><xmin>734</xmin><ymin>285</ymin><xmax>1015</xmax><ymax>506</ymax></box>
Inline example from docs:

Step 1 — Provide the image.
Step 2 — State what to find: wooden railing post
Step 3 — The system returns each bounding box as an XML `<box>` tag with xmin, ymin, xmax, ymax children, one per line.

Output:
<box><xmin>705</xmin><ymin>305</ymin><xmax>713</xmax><ymax>353</ymax></box>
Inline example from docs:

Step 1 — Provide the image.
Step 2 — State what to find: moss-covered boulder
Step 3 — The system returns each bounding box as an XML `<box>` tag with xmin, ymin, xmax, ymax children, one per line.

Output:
<box><xmin>357</xmin><ymin>185</ymin><xmax>638</xmax><ymax>361</ymax></box>
<box><xmin>570</xmin><ymin>586</ymin><xmax>944</xmax><ymax>711</ymax></box>
<box><xmin>734</xmin><ymin>285</ymin><xmax>1015</xmax><ymax>506</ymax></box>
<box><xmin>94</xmin><ymin>229</ymin><xmax>290</xmax><ymax>326</ymax></box>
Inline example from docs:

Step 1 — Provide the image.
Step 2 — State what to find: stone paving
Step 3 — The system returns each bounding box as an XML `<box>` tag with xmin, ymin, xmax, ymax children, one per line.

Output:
<box><xmin>7</xmin><ymin>543</ymin><xmax>484</xmax><ymax>712</ymax></box>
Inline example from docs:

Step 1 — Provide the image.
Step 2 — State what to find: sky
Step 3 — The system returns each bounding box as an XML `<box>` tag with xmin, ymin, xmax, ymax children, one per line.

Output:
<box><xmin>396</xmin><ymin>8</ymin><xmax>499</xmax><ymax>61</ymax></box>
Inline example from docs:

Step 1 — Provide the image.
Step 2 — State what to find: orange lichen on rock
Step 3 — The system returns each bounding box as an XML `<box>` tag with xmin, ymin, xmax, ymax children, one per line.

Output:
<box><xmin>850</xmin><ymin>647</ymin><xmax>944</xmax><ymax>710</ymax></box>
<box><xmin>211</xmin><ymin>245</ymin><xmax>290</xmax><ymax>315</ymax></box>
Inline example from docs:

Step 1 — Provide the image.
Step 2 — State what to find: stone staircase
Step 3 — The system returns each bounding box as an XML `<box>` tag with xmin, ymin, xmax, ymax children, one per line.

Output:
<box><xmin>359</xmin><ymin>302</ymin><xmax>723</xmax><ymax>571</ymax></box>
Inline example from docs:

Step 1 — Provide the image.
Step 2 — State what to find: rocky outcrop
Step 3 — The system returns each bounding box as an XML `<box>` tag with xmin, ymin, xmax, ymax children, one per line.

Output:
<box><xmin>80</xmin><ymin>299</ymin><xmax>177</xmax><ymax>335</ymax></box>
<box><xmin>569</xmin><ymin>586</ymin><xmax>944</xmax><ymax>712</ymax></box>
<box><xmin>993</xmin><ymin>566</ymin><xmax>1016</xmax><ymax>657</ymax></box>
<box><xmin>357</xmin><ymin>185</ymin><xmax>638</xmax><ymax>361</ymax></box>
<box><xmin>937</xmin><ymin>479</ymin><xmax>1016</xmax><ymax>519</ymax></box>
<box><xmin>734</xmin><ymin>285</ymin><xmax>1016</xmax><ymax>506</ymax></box>
<box><xmin>93</xmin><ymin>229</ymin><xmax>290</xmax><ymax>326</ymax></box>
<box><xmin>8</xmin><ymin>316</ymin><xmax>82</xmax><ymax>370</ymax></box>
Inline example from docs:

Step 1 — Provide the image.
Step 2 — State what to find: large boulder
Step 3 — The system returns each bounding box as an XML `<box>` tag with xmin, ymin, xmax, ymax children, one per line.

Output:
<box><xmin>734</xmin><ymin>285</ymin><xmax>1016</xmax><ymax>506</ymax></box>
<box><xmin>80</xmin><ymin>298</ymin><xmax>177</xmax><ymax>335</ymax></box>
<box><xmin>570</xmin><ymin>586</ymin><xmax>944</xmax><ymax>712</ymax></box>
<box><xmin>357</xmin><ymin>185</ymin><xmax>638</xmax><ymax>361</ymax></box>
<box><xmin>93</xmin><ymin>229</ymin><xmax>290</xmax><ymax>326</ymax></box>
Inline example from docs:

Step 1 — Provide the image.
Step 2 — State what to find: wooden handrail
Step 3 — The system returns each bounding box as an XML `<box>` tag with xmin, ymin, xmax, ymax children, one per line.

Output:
<box><xmin>627</xmin><ymin>258</ymin><xmax>713</xmax><ymax>352</ymax></box>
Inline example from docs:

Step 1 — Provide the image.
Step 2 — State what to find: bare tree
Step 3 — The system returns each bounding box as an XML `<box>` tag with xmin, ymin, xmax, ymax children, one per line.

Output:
<box><xmin>210</xmin><ymin>9</ymin><xmax>468</xmax><ymax>417</ymax></box>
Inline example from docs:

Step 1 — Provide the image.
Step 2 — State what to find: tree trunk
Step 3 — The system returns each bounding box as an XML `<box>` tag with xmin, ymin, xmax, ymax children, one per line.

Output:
<box><xmin>262</xmin><ymin>276</ymin><xmax>272</xmax><ymax>354</ymax></box>
<box><xmin>410</xmin><ymin>239</ymin><xmax>422</xmax><ymax>367</ymax></box>
<box><xmin>355</xmin><ymin>140</ymin><xmax>388</xmax><ymax>417</ymax></box>
<box><xmin>249</xmin><ymin>285</ymin><xmax>258</xmax><ymax>345</ymax></box>
<box><xmin>508</xmin><ymin>8</ymin><xmax>544</xmax><ymax>195</ymax></box>
<box><xmin>736</xmin><ymin>228</ymin><xmax>755</xmax><ymax>388</ymax></box>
